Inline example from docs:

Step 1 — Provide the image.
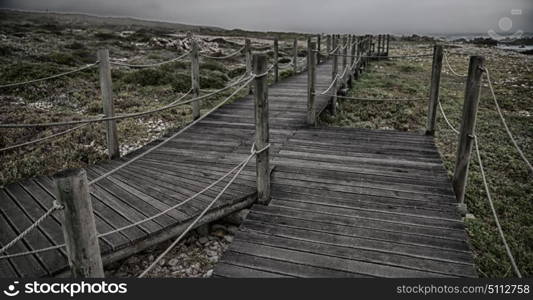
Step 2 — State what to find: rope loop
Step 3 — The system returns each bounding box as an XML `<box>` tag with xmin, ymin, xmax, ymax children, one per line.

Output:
<box><xmin>250</xmin><ymin>142</ymin><xmax>271</xmax><ymax>155</ymax></box>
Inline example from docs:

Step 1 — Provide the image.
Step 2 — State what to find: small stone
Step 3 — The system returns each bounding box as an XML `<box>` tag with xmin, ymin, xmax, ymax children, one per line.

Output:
<box><xmin>205</xmin><ymin>269</ymin><xmax>213</xmax><ymax>277</ymax></box>
<box><xmin>168</xmin><ymin>258</ymin><xmax>179</xmax><ymax>266</ymax></box>
<box><xmin>223</xmin><ymin>235</ymin><xmax>234</xmax><ymax>243</ymax></box>
<box><xmin>227</xmin><ymin>225</ymin><xmax>239</xmax><ymax>234</ymax></box>
<box><xmin>199</xmin><ymin>237</ymin><xmax>209</xmax><ymax>244</ymax></box>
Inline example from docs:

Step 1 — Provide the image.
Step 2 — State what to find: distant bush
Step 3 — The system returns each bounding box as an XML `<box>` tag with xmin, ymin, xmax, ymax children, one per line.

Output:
<box><xmin>200</xmin><ymin>61</ymin><xmax>227</xmax><ymax>73</ymax></box>
<box><xmin>0</xmin><ymin>62</ymin><xmax>65</xmax><ymax>83</ymax></box>
<box><xmin>121</xmin><ymin>68</ymin><xmax>173</xmax><ymax>86</ymax></box>
<box><xmin>228</xmin><ymin>66</ymin><xmax>246</xmax><ymax>78</ymax></box>
<box><xmin>399</xmin><ymin>65</ymin><xmax>423</xmax><ymax>73</ymax></box>
<box><xmin>171</xmin><ymin>72</ymin><xmax>191</xmax><ymax>92</ymax></box>
<box><xmin>94</xmin><ymin>31</ymin><xmax>116</xmax><ymax>40</ymax></box>
<box><xmin>46</xmin><ymin>52</ymin><xmax>79</xmax><ymax>66</ymax></box>
<box><xmin>200</xmin><ymin>71</ymin><xmax>229</xmax><ymax>89</ymax></box>
<box><xmin>65</xmin><ymin>42</ymin><xmax>86</xmax><ymax>50</ymax></box>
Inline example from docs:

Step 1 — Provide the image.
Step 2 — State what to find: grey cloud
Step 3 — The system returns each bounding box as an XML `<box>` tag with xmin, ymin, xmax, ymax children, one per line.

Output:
<box><xmin>1</xmin><ymin>0</ymin><xmax>532</xmax><ymax>34</ymax></box>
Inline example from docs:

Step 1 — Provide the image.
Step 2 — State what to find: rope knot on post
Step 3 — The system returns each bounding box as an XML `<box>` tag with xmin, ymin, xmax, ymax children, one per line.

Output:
<box><xmin>250</xmin><ymin>142</ymin><xmax>271</xmax><ymax>155</ymax></box>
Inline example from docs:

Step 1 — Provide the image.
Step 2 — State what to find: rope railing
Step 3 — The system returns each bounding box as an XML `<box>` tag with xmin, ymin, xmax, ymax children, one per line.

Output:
<box><xmin>473</xmin><ymin>135</ymin><xmax>522</xmax><ymax>278</ymax></box>
<box><xmin>443</xmin><ymin>50</ymin><xmax>467</xmax><ymax>78</ymax></box>
<box><xmin>0</xmin><ymin>201</ymin><xmax>63</xmax><ymax>255</ymax></box>
<box><xmin>0</xmin><ymin>138</ymin><xmax>263</xmax><ymax>261</ymax></box>
<box><xmin>110</xmin><ymin>51</ymin><xmax>191</xmax><ymax>68</ymax></box>
<box><xmin>138</xmin><ymin>142</ymin><xmax>270</xmax><ymax>278</ymax></box>
<box><xmin>437</xmin><ymin>88</ymin><xmax>523</xmax><ymax>278</ymax></box>
<box><xmin>321</xmin><ymin>94</ymin><xmax>426</xmax><ymax>102</ymax></box>
<box><xmin>0</xmin><ymin>62</ymin><xmax>99</xmax><ymax>89</ymax></box>
<box><xmin>484</xmin><ymin>68</ymin><xmax>532</xmax><ymax>173</ymax></box>
<box><xmin>0</xmin><ymin>123</ymin><xmax>90</xmax><ymax>153</ymax></box>
<box><xmin>199</xmin><ymin>45</ymin><xmax>245</xmax><ymax>60</ymax></box>
<box><xmin>0</xmin><ymin>76</ymin><xmax>253</xmax><ymax>128</ymax></box>
<box><xmin>333</xmin><ymin>53</ymin><xmax>432</xmax><ymax>59</ymax></box>
<box><xmin>88</xmin><ymin>75</ymin><xmax>253</xmax><ymax>185</ymax></box>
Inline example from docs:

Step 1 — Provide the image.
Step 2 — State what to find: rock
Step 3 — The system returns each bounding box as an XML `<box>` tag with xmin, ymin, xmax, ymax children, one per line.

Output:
<box><xmin>211</xmin><ymin>224</ymin><xmax>227</xmax><ymax>233</ymax></box>
<box><xmin>199</xmin><ymin>237</ymin><xmax>209</xmax><ymax>244</ymax></box>
<box><xmin>222</xmin><ymin>209</ymin><xmax>250</xmax><ymax>225</ymax></box>
<box><xmin>168</xmin><ymin>258</ymin><xmax>179</xmax><ymax>267</ymax></box>
<box><xmin>223</xmin><ymin>235</ymin><xmax>234</xmax><ymax>243</ymax></box>
<box><xmin>205</xmin><ymin>269</ymin><xmax>214</xmax><ymax>277</ymax></box>
<box><xmin>211</xmin><ymin>229</ymin><xmax>226</xmax><ymax>238</ymax></box>
<box><xmin>208</xmin><ymin>256</ymin><xmax>218</xmax><ymax>263</ymax></box>
<box><xmin>227</xmin><ymin>225</ymin><xmax>239</xmax><ymax>234</ymax></box>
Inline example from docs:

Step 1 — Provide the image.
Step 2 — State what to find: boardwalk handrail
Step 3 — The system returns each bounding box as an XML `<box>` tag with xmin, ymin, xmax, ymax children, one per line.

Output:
<box><xmin>109</xmin><ymin>50</ymin><xmax>191</xmax><ymax>68</ymax></box>
<box><xmin>0</xmin><ymin>62</ymin><xmax>99</xmax><ymax>89</ymax></box>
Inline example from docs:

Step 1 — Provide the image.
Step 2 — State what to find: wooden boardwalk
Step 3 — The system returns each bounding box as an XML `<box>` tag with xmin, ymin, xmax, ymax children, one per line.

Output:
<box><xmin>0</xmin><ymin>58</ymin><xmax>476</xmax><ymax>277</ymax></box>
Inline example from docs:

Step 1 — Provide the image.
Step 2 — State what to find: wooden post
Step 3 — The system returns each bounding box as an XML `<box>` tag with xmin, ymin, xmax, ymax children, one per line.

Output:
<box><xmin>253</xmin><ymin>54</ymin><xmax>270</xmax><ymax>205</ymax></box>
<box><xmin>54</xmin><ymin>169</ymin><xmax>104</xmax><ymax>278</ymax></box>
<box><xmin>292</xmin><ymin>39</ymin><xmax>298</xmax><ymax>73</ymax></box>
<box><xmin>307</xmin><ymin>39</ymin><xmax>317</xmax><ymax>126</ymax></box>
<box><xmin>189</xmin><ymin>33</ymin><xmax>201</xmax><ymax>119</ymax></box>
<box><xmin>452</xmin><ymin>56</ymin><xmax>485</xmax><ymax>206</ymax></box>
<box><xmin>245</xmin><ymin>39</ymin><xmax>252</xmax><ymax>94</ymax></box>
<box><xmin>350</xmin><ymin>35</ymin><xmax>357</xmax><ymax>67</ymax></box>
<box><xmin>273</xmin><ymin>37</ymin><xmax>279</xmax><ymax>82</ymax></box>
<box><xmin>316</xmin><ymin>35</ymin><xmax>322</xmax><ymax>64</ymax></box>
<box><xmin>425</xmin><ymin>45</ymin><xmax>444</xmax><ymax>135</ymax></box>
<box><xmin>342</xmin><ymin>35</ymin><xmax>348</xmax><ymax>71</ymax></box>
<box><xmin>331</xmin><ymin>35</ymin><xmax>338</xmax><ymax>84</ymax></box>
<box><xmin>326</xmin><ymin>35</ymin><xmax>331</xmax><ymax>59</ymax></box>
<box><xmin>97</xmin><ymin>49</ymin><xmax>119</xmax><ymax>160</ymax></box>
<box><xmin>386</xmin><ymin>34</ymin><xmax>390</xmax><ymax>56</ymax></box>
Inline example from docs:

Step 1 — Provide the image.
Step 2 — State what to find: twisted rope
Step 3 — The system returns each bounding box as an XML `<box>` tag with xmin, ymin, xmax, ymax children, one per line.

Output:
<box><xmin>444</xmin><ymin>50</ymin><xmax>467</xmax><ymax>77</ymax></box>
<box><xmin>0</xmin><ymin>201</ymin><xmax>63</xmax><ymax>254</ymax></box>
<box><xmin>110</xmin><ymin>51</ymin><xmax>191</xmax><ymax>68</ymax></box>
<box><xmin>473</xmin><ymin>135</ymin><xmax>522</xmax><ymax>278</ymax></box>
<box><xmin>0</xmin><ymin>63</ymin><xmax>99</xmax><ymax>89</ymax></box>
<box><xmin>438</xmin><ymin>100</ymin><xmax>460</xmax><ymax>134</ymax></box>
<box><xmin>322</xmin><ymin>94</ymin><xmax>426</xmax><ymax>102</ymax></box>
<box><xmin>88</xmin><ymin>76</ymin><xmax>253</xmax><ymax>185</ymax></box>
<box><xmin>0</xmin><ymin>76</ymin><xmax>251</xmax><ymax>128</ymax></box>
<box><xmin>485</xmin><ymin>68</ymin><xmax>533</xmax><ymax>173</ymax></box>
<box><xmin>138</xmin><ymin>149</ymin><xmax>257</xmax><ymax>278</ymax></box>
<box><xmin>0</xmin><ymin>123</ymin><xmax>89</xmax><ymax>153</ymax></box>
<box><xmin>200</xmin><ymin>45</ymin><xmax>245</xmax><ymax>60</ymax></box>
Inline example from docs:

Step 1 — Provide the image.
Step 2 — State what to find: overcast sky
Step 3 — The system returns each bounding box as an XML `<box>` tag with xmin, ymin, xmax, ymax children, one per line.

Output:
<box><xmin>1</xmin><ymin>0</ymin><xmax>532</xmax><ymax>34</ymax></box>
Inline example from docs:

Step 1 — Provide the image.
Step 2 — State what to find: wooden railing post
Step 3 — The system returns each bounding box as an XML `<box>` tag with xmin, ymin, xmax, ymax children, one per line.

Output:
<box><xmin>293</xmin><ymin>39</ymin><xmax>298</xmax><ymax>73</ymax></box>
<box><xmin>342</xmin><ymin>35</ymin><xmax>348</xmax><ymax>71</ymax></box>
<box><xmin>97</xmin><ymin>49</ymin><xmax>119</xmax><ymax>159</ymax></box>
<box><xmin>245</xmin><ymin>38</ymin><xmax>252</xmax><ymax>94</ymax></box>
<box><xmin>273</xmin><ymin>37</ymin><xmax>279</xmax><ymax>82</ymax></box>
<box><xmin>253</xmin><ymin>54</ymin><xmax>270</xmax><ymax>205</ymax></box>
<box><xmin>316</xmin><ymin>34</ymin><xmax>322</xmax><ymax>64</ymax></box>
<box><xmin>330</xmin><ymin>36</ymin><xmax>339</xmax><ymax>116</ymax></box>
<box><xmin>189</xmin><ymin>33</ymin><xmax>201</xmax><ymax>119</ymax></box>
<box><xmin>54</xmin><ymin>168</ymin><xmax>104</xmax><ymax>278</ymax></box>
<box><xmin>425</xmin><ymin>44</ymin><xmax>444</xmax><ymax>135</ymax></box>
<box><xmin>307</xmin><ymin>39</ymin><xmax>317</xmax><ymax>126</ymax></box>
<box><xmin>386</xmin><ymin>34</ymin><xmax>390</xmax><ymax>56</ymax></box>
<box><xmin>326</xmin><ymin>34</ymin><xmax>331</xmax><ymax>59</ymax></box>
<box><xmin>452</xmin><ymin>56</ymin><xmax>485</xmax><ymax>208</ymax></box>
<box><xmin>331</xmin><ymin>35</ymin><xmax>339</xmax><ymax>84</ymax></box>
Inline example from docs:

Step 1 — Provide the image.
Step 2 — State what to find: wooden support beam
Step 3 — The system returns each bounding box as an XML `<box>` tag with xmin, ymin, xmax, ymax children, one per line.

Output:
<box><xmin>293</xmin><ymin>39</ymin><xmax>298</xmax><ymax>73</ymax></box>
<box><xmin>189</xmin><ymin>33</ymin><xmax>201</xmax><ymax>119</ymax></box>
<box><xmin>253</xmin><ymin>54</ymin><xmax>270</xmax><ymax>205</ymax></box>
<box><xmin>245</xmin><ymin>39</ymin><xmax>252</xmax><ymax>94</ymax></box>
<box><xmin>342</xmin><ymin>35</ymin><xmax>348</xmax><ymax>71</ymax></box>
<box><xmin>425</xmin><ymin>44</ymin><xmax>444</xmax><ymax>135</ymax></box>
<box><xmin>97</xmin><ymin>49</ymin><xmax>119</xmax><ymax>159</ymax></box>
<box><xmin>54</xmin><ymin>168</ymin><xmax>104</xmax><ymax>278</ymax></box>
<box><xmin>307</xmin><ymin>39</ymin><xmax>317</xmax><ymax>126</ymax></box>
<box><xmin>452</xmin><ymin>56</ymin><xmax>485</xmax><ymax>205</ymax></box>
<box><xmin>330</xmin><ymin>36</ymin><xmax>339</xmax><ymax>116</ymax></box>
<box><xmin>273</xmin><ymin>37</ymin><xmax>279</xmax><ymax>82</ymax></box>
